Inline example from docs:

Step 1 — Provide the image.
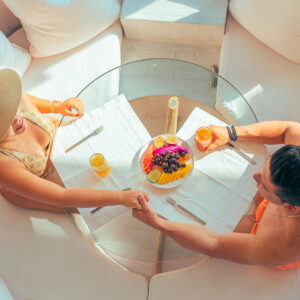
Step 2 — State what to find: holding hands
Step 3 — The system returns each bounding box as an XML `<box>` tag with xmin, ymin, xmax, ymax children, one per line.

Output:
<box><xmin>132</xmin><ymin>194</ymin><xmax>161</xmax><ymax>229</ymax></box>
<box><xmin>121</xmin><ymin>190</ymin><xmax>150</xmax><ymax>210</ymax></box>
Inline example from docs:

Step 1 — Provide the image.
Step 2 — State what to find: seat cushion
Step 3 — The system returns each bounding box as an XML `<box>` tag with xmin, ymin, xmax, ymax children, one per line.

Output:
<box><xmin>216</xmin><ymin>14</ymin><xmax>300</xmax><ymax>124</ymax></box>
<box><xmin>229</xmin><ymin>0</ymin><xmax>300</xmax><ymax>64</ymax></box>
<box><xmin>0</xmin><ymin>0</ymin><xmax>20</xmax><ymax>37</ymax></box>
<box><xmin>11</xmin><ymin>21</ymin><xmax>123</xmax><ymax>103</ymax></box>
<box><xmin>3</xmin><ymin>0</ymin><xmax>122</xmax><ymax>57</ymax></box>
<box><xmin>0</xmin><ymin>31</ymin><xmax>31</xmax><ymax>77</ymax></box>
<box><xmin>0</xmin><ymin>195</ymin><xmax>148</xmax><ymax>300</ymax></box>
<box><xmin>149</xmin><ymin>258</ymin><xmax>300</xmax><ymax>300</ymax></box>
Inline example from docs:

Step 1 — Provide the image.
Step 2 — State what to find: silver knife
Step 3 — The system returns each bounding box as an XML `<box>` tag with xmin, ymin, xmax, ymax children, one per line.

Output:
<box><xmin>65</xmin><ymin>125</ymin><xmax>104</xmax><ymax>153</ymax></box>
<box><xmin>166</xmin><ymin>196</ymin><xmax>206</xmax><ymax>225</ymax></box>
<box><xmin>90</xmin><ymin>187</ymin><xmax>132</xmax><ymax>214</ymax></box>
<box><xmin>228</xmin><ymin>143</ymin><xmax>257</xmax><ymax>165</ymax></box>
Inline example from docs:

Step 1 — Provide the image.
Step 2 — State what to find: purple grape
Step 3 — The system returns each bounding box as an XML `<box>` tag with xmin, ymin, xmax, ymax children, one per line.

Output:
<box><xmin>181</xmin><ymin>163</ymin><xmax>186</xmax><ymax>168</ymax></box>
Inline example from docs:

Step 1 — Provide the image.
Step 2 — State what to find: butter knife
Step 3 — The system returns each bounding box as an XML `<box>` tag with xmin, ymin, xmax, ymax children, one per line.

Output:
<box><xmin>166</xmin><ymin>196</ymin><xmax>206</xmax><ymax>225</ymax></box>
<box><xmin>65</xmin><ymin>125</ymin><xmax>104</xmax><ymax>153</ymax></box>
<box><xmin>228</xmin><ymin>143</ymin><xmax>257</xmax><ymax>165</ymax></box>
<box><xmin>90</xmin><ymin>187</ymin><xmax>132</xmax><ymax>214</ymax></box>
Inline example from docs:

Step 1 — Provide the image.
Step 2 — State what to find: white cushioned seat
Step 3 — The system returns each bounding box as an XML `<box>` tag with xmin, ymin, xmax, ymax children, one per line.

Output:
<box><xmin>216</xmin><ymin>14</ymin><xmax>300</xmax><ymax>124</ymax></box>
<box><xmin>9</xmin><ymin>21</ymin><xmax>123</xmax><ymax>103</ymax></box>
<box><xmin>0</xmin><ymin>195</ymin><xmax>148</xmax><ymax>300</ymax></box>
<box><xmin>149</xmin><ymin>258</ymin><xmax>300</xmax><ymax>300</ymax></box>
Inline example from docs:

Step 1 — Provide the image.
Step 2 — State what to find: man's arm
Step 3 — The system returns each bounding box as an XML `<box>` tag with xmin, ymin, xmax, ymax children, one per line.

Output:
<box><xmin>155</xmin><ymin>219</ymin><xmax>278</xmax><ymax>266</ymax></box>
<box><xmin>234</xmin><ymin>121</ymin><xmax>300</xmax><ymax>145</ymax></box>
<box><xmin>133</xmin><ymin>195</ymin><xmax>286</xmax><ymax>267</ymax></box>
<box><xmin>208</xmin><ymin>121</ymin><xmax>300</xmax><ymax>151</ymax></box>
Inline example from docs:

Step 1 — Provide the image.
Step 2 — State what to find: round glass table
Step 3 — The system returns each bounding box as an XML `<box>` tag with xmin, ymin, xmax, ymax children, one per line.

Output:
<box><xmin>58</xmin><ymin>58</ymin><xmax>257</xmax><ymax>276</ymax></box>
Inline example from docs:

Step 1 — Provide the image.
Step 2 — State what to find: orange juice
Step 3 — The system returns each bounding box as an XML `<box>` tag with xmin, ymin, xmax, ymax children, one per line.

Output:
<box><xmin>89</xmin><ymin>153</ymin><xmax>110</xmax><ymax>177</ymax></box>
<box><xmin>194</xmin><ymin>127</ymin><xmax>213</xmax><ymax>151</ymax></box>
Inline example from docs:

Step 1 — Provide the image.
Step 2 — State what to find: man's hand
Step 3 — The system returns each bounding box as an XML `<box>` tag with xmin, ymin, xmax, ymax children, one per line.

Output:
<box><xmin>206</xmin><ymin>125</ymin><xmax>230</xmax><ymax>152</ymax></box>
<box><xmin>120</xmin><ymin>190</ymin><xmax>149</xmax><ymax>210</ymax></box>
<box><xmin>132</xmin><ymin>194</ymin><xmax>161</xmax><ymax>228</ymax></box>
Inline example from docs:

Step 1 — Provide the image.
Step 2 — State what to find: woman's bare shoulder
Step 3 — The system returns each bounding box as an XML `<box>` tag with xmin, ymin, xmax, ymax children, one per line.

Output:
<box><xmin>0</xmin><ymin>152</ymin><xmax>25</xmax><ymax>177</ymax></box>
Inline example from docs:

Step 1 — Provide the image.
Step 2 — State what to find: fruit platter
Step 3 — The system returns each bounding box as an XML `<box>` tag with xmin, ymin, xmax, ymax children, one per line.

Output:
<box><xmin>139</xmin><ymin>135</ymin><xmax>194</xmax><ymax>188</ymax></box>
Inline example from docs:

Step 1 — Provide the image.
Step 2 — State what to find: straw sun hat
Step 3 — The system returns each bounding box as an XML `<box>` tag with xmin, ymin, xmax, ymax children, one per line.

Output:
<box><xmin>0</xmin><ymin>69</ymin><xmax>22</xmax><ymax>141</ymax></box>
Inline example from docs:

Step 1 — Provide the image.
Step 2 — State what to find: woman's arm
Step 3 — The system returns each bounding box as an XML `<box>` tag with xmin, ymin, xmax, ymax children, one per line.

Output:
<box><xmin>208</xmin><ymin>121</ymin><xmax>300</xmax><ymax>151</ymax></box>
<box><xmin>0</xmin><ymin>157</ymin><xmax>146</xmax><ymax>210</ymax></box>
<box><xmin>22</xmin><ymin>92</ymin><xmax>84</xmax><ymax>117</ymax></box>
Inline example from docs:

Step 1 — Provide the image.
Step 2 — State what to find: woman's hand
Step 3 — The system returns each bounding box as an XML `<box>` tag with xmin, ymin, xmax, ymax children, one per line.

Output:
<box><xmin>119</xmin><ymin>190</ymin><xmax>149</xmax><ymax>210</ymax></box>
<box><xmin>56</xmin><ymin>97</ymin><xmax>84</xmax><ymax>117</ymax></box>
<box><xmin>206</xmin><ymin>125</ymin><xmax>230</xmax><ymax>152</ymax></box>
<box><xmin>132</xmin><ymin>194</ymin><xmax>161</xmax><ymax>228</ymax></box>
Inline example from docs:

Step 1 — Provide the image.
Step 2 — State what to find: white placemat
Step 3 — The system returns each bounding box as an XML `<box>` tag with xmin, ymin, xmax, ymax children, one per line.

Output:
<box><xmin>51</xmin><ymin>94</ymin><xmax>151</xmax><ymax>230</ymax></box>
<box><xmin>177</xmin><ymin>107</ymin><xmax>268</xmax><ymax>200</ymax></box>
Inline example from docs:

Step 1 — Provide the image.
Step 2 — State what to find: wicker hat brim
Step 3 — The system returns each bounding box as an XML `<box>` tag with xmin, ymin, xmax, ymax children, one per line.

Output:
<box><xmin>0</xmin><ymin>69</ymin><xmax>22</xmax><ymax>141</ymax></box>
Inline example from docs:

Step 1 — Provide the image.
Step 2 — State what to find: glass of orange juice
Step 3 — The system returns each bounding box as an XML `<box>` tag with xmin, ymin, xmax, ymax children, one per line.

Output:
<box><xmin>89</xmin><ymin>153</ymin><xmax>110</xmax><ymax>177</ymax></box>
<box><xmin>194</xmin><ymin>127</ymin><xmax>213</xmax><ymax>151</ymax></box>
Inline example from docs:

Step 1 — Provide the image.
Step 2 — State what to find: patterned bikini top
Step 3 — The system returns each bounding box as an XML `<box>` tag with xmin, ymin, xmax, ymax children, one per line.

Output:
<box><xmin>0</xmin><ymin>111</ymin><xmax>56</xmax><ymax>177</ymax></box>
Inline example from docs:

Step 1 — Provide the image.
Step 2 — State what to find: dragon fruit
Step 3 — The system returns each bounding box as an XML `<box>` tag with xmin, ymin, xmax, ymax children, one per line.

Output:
<box><xmin>153</xmin><ymin>145</ymin><xmax>188</xmax><ymax>156</ymax></box>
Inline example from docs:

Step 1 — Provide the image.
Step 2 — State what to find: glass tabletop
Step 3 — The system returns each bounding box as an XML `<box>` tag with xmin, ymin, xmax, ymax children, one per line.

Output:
<box><xmin>59</xmin><ymin>58</ymin><xmax>257</xmax><ymax>272</ymax></box>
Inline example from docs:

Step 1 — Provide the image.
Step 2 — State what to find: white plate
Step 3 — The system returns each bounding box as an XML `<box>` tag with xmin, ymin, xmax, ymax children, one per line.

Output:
<box><xmin>139</xmin><ymin>135</ymin><xmax>194</xmax><ymax>189</ymax></box>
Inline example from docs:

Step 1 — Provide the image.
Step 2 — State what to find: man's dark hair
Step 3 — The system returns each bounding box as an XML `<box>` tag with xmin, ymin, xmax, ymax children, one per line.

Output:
<box><xmin>270</xmin><ymin>145</ymin><xmax>300</xmax><ymax>206</ymax></box>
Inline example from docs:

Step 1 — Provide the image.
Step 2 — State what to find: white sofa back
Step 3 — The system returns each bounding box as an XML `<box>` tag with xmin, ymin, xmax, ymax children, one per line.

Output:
<box><xmin>216</xmin><ymin>14</ymin><xmax>300</xmax><ymax>124</ymax></box>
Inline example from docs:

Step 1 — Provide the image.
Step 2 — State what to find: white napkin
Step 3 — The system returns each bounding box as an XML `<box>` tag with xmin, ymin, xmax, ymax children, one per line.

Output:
<box><xmin>177</xmin><ymin>107</ymin><xmax>268</xmax><ymax>201</ymax></box>
<box><xmin>51</xmin><ymin>94</ymin><xmax>151</xmax><ymax>231</ymax></box>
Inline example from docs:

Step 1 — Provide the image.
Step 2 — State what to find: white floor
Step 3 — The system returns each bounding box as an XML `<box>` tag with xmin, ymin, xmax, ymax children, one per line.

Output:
<box><xmin>122</xmin><ymin>39</ymin><xmax>221</xmax><ymax>68</ymax></box>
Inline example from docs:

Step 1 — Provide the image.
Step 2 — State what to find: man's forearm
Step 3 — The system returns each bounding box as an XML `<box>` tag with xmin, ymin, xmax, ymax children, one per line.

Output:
<box><xmin>156</xmin><ymin>219</ymin><xmax>218</xmax><ymax>256</ymax></box>
<box><xmin>235</xmin><ymin>121</ymin><xmax>295</xmax><ymax>145</ymax></box>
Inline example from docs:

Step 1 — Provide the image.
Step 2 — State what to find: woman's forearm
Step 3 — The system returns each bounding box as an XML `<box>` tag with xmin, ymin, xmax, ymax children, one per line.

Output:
<box><xmin>60</xmin><ymin>188</ymin><xmax>122</xmax><ymax>208</ymax></box>
<box><xmin>24</xmin><ymin>92</ymin><xmax>58</xmax><ymax>113</ymax></box>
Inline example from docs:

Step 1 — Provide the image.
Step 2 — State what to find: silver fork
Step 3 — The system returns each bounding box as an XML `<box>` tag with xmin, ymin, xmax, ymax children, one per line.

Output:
<box><xmin>166</xmin><ymin>196</ymin><xmax>206</xmax><ymax>225</ymax></box>
<box><xmin>65</xmin><ymin>125</ymin><xmax>104</xmax><ymax>153</ymax></box>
